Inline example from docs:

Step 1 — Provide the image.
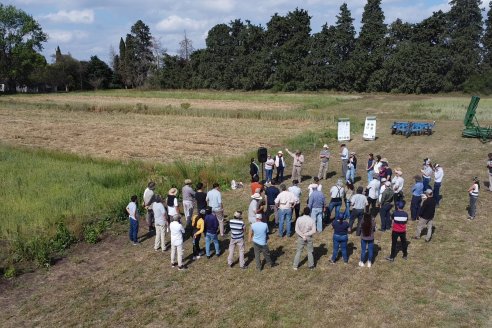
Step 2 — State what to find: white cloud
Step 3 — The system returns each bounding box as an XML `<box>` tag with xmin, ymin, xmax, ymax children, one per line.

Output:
<box><xmin>47</xmin><ymin>30</ymin><xmax>89</xmax><ymax>43</ymax></box>
<box><xmin>200</xmin><ymin>0</ymin><xmax>235</xmax><ymax>12</ymax></box>
<box><xmin>156</xmin><ymin>15</ymin><xmax>209</xmax><ymax>32</ymax></box>
<box><xmin>42</xmin><ymin>9</ymin><xmax>95</xmax><ymax>24</ymax></box>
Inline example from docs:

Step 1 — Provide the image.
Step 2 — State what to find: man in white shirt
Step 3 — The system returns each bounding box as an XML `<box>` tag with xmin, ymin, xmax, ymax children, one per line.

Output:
<box><xmin>153</xmin><ymin>195</ymin><xmax>168</xmax><ymax>252</ymax></box>
<box><xmin>206</xmin><ymin>183</ymin><xmax>225</xmax><ymax>237</ymax></box>
<box><xmin>169</xmin><ymin>215</ymin><xmax>186</xmax><ymax>270</ymax></box>
<box><xmin>288</xmin><ymin>180</ymin><xmax>302</xmax><ymax>220</ymax></box>
<box><xmin>293</xmin><ymin>207</ymin><xmax>317</xmax><ymax>270</ymax></box>
<box><xmin>264</xmin><ymin>155</ymin><xmax>275</xmax><ymax>183</ymax></box>
<box><xmin>307</xmin><ymin>177</ymin><xmax>323</xmax><ymax>197</ymax></box>
<box><xmin>318</xmin><ymin>144</ymin><xmax>330</xmax><ymax>180</ymax></box>
<box><xmin>392</xmin><ymin>168</ymin><xmax>405</xmax><ymax>205</ymax></box>
<box><xmin>366</xmin><ymin>173</ymin><xmax>381</xmax><ymax>215</ymax></box>
<box><xmin>433</xmin><ymin>164</ymin><xmax>444</xmax><ymax>205</ymax></box>
<box><xmin>275</xmin><ymin>184</ymin><xmax>296</xmax><ymax>237</ymax></box>
<box><xmin>340</xmin><ymin>144</ymin><xmax>349</xmax><ymax>178</ymax></box>
<box><xmin>327</xmin><ymin>179</ymin><xmax>345</xmax><ymax>221</ymax></box>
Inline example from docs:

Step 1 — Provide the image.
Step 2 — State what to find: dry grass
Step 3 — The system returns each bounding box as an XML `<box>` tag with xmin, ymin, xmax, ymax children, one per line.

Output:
<box><xmin>0</xmin><ymin>92</ymin><xmax>491</xmax><ymax>327</ymax></box>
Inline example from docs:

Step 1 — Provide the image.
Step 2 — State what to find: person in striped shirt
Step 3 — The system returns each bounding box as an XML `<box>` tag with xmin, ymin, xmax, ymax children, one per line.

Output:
<box><xmin>386</xmin><ymin>201</ymin><xmax>408</xmax><ymax>262</ymax></box>
<box><xmin>227</xmin><ymin>211</ymin><xmax>247</xmax><ymax>269</ymax></box>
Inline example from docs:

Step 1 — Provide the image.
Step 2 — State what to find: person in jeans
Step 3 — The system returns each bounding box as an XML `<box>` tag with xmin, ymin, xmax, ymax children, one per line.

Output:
<box><xmin>204</xmin><ymin>207</ymin><xmax>220</xmax><ymax>257</ymax></box>
<box><xmin>327</xmin><ymin>179</ymin><xmax>345</xmax><ymax>221</ymax></box>
<box><xmin>126</xmin><ymin>195</ymin><xmax>139</xmax><ymax>245</ymax></box>
<box><xmin>410</xmin><ymin>175</ymin><xmax>424</xmax><ymax>220</ymax></box>
<box><xmin>386</xmin><ymin>201</ymin><xmax>408</xmax><ymax>262</ymax></box>
<box><xmin>467</xmin><ymin>177</ymin><xmax>480</xmax><ymax>220</ymax></box>
<box><xmin>227</xmin><ymin>211</ymin><xmax>247</xmax><ymax>269</ymax></box>
<box><xmin>264</xmin><ymin>154</ymin><xmax>275</xmax><ymax>183</ymax></box>
<box><xmin>293</xmin><ymin>207</ymin><xmax>317</xmax><ymax>270</ymax></box>
<box><xmin>350</xmin><ymin>186</ymin><xmax>368</xmax><ymax>236</ymax></box>
<box><xmin>414</xmin><ymin>189</ymin><xmax>437</xmax><ymax>241</ymax></box>
<box><xmin>379</xmin><ymin>181</ymin><xmax>394</xmax><ymax>232</ymax></box>
<box><xmin>329</xmin><ymin>213</ymin><xmax>350</xmax><ymax>264</ymax></box>
<box><xmin>308</xmin><ymin>185</ymin><xmax>325</xmax><ymax>232</ymax></box>
<box><xmin>249</xmin><ymin>215</ymin><xmax>276</xmax><ymax>271</ymax></box>
<box><xmin>421</xmin><ymin>158</ymin><xmax>433</xmax><ymax>191</ymax></box>
<box><xmin>366</xmin><ymin>173</ymin><xmax>381</xmax><ymax>216</ymax></box>
<box><xmin>206</xmin><ymin>183</ymin><xmax>225</xmax><ymax>237</ymax></box>
<box><xmin>275</xmin><ymin>184</ymin><xmax>296</xmax><ymax>237</ymax></box>
<box><xmin>153</xmin><ymin>195</ymin><xmax>168</xmax><ymax>252</ymax></box>
<box><xmin>191</xmin><ymin>210</ymin><xmax>205</xmax><ymax>260</ymax></box>
<box><xmin>359</xmin><ymin>213</ymin><xmax>375</xmax><ymax>267</ymax></box>
<box><xmin>264</xmin><ymin>182</ymin><xmax>280</xmax><ymax>228</ymax></box>
<box><xmin>366</xmin><ymin>153</ymin><xmax>375</xmax><ymax>183</ymax></box>
<box><xmin>169</xmin><ymin>215</ymin><xmax>186</xmax><ymax>270</ymax></box>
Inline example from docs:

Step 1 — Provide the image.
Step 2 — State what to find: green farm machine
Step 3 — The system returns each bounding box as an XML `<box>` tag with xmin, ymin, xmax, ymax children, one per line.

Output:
<box><xmin>462</xmin><ymin>96</ymin><xmax>492</xmax><ymax>142</ymax></box>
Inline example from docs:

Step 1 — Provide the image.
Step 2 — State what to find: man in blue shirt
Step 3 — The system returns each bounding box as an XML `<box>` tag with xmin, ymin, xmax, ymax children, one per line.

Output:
<box><xmin>410</xmin><ymin>175</ymin><xmax>424</xmax><ymax>221</ymax></box>
<box><xmin>204</xmin><ymin>207</ymin><xmax>220</xmax><ymax>258</ymax></box>
<box><xmin>249</xmin><ymin>215</ymin><xmax>277</xmax><ymax>271</ymax></box>
<box><xmin>264</xmin><ymin>182</ymin><xmax>280</xmax><ymax>229</ymax></box>
<box><xmin>308</xmin><ymin>186</ymin><xmax>326</xmax><ymax>232</ymax></box>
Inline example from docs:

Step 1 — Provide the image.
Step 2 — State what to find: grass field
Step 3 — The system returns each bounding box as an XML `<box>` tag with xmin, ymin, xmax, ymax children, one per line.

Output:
<box><xmin>0</xmin><ymin>91</ymin><xmax>491</xmax><ymax>327</ymax></box>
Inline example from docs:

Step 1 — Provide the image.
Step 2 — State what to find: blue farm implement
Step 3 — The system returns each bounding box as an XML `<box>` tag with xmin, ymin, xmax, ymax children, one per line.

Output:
<box><xmin>391</xmin><ymin>121</ymin><xmax>435</xmax><ymax>138</ymax></box>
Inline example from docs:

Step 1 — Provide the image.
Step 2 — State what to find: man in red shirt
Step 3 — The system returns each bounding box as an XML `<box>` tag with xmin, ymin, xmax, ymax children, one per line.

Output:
<box><xmin>386</xmin><ymin>201</ymin><xmax>408</xmax><ymax>262</ymax></box>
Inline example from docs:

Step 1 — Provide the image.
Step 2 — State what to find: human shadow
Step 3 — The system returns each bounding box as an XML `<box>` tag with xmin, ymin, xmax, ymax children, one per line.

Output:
<box><xmin>298</xmin><ymin>242</ymin><xmax>328</xmax><ymax>267</ymax></box>
<box><xmin>326</xmin><ymin>171</ymin><xmax>337</xmax><ymax>179</ymax></box>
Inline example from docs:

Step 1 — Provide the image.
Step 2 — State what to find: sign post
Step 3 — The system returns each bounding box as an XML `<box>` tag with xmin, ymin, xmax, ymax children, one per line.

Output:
<box><xmin>338</xmin><ymin>118</ymin><xmax>351</xmax><ymax>142</ymax></box>
<box><xmin>363</xmin><ymin>116</ymin><xmax>377</xmax><ymax>140</ymax></box>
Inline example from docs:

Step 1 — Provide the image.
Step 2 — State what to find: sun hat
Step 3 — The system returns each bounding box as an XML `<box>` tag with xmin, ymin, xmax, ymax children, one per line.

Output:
<box><xmin>323</xmin><ymin>144</ymin><xmax>329</xmax><ymax>148</ymax></box>
<box><xmin>168</xmin><ymin>188</ymin><xmax>178</xmax><ymax>196</ymax></box>
<box><xmin>278</xmin><ymin>150</ymin><xmax>283</xmax><ymax>154</ymax></box>
<box><xmin>385</xmin><ymin>181</ymin><xmax>391</xmax><ymax>187</ymax></box>
<box><xmin>251</xmin><ymin>193</ymin><xmax>262</xmax><ymax>200</ymax></box>
<box><xmin>184</xmin><ymin>179</ymin><xmax>192</xmax><ymax>185</ymax></box>
<box><xmin>255</xmin><ymin>213</ymin><xmax>263</xmax><ymax>219</ymax></box>
<box><xmin>381</xmin><ymin>178</ymin><xmax>387</xmax><ymax>182</ymax></box>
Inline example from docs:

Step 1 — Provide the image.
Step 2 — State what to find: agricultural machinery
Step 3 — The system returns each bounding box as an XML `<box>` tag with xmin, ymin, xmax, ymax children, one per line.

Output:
<box><xmin>391</xmin><ymin>121</ymin><xmax>435</xmax><ymax>137</ymax></box>
<box><xmin>462</xmin><ymin>96</ymin><xmax>492</xmax><ymax>142</ymax></box>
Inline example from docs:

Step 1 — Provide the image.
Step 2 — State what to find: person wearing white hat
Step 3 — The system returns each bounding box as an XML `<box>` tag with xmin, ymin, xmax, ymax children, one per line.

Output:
<box><xmin>318</xmin><ymin>144</ymin><xmax>330</xmax><ymax>180</ymax></box>
<box><xmin>379</xmin><ymin>180</ymin><xmax>394</xmax><ymax>232</ymax></box>
<box><xmin>167</xmin><ymin>188</ymin><xmax>180</xmax><ymax>218</ymax></box>
<box><xmin>286</xmin><ymin>148</ymin><xmax>304</xmax><ymax>182</ymax></box>
<box><xmin>248</xmin><ymin>192</ymin><xmax>263</xmax><ymax>225</ymax></box>
<box><xmin>274</xmin><ymin>151</ymin><xmax>286</xmax><ymax>183</ymax></box>
<box><xmin>433</xmin><ymin>164</ymin><xmax>444</xmax><ymax>205</ymax></box>
<box><xmin>391</xmin><ymin>168</ymin><xmax>404</xmax><ymax>206</ymax></box>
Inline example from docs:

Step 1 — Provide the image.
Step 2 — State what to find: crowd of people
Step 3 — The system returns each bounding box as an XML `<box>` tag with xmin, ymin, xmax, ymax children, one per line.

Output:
<box><xmin>125</xmin><ymin>147</ymin><xmax>489</xmax><ymax>271</ymax></box>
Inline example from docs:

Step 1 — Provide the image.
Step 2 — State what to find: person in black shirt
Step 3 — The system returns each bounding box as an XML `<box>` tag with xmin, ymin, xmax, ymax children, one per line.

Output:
<box><xmin>414</xmin><ymin>189</ymin><xmax>437</xmax><ymax>242</ymax></box>
<box><xmin>195</xmin><ymin>182</ymin><xmax>207</xmax><ymax>212</ymax></box>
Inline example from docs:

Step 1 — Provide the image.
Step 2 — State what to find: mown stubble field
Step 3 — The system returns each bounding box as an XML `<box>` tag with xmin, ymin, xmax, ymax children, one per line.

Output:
<box><xmin>0</xmin><ymin>91</ymin><xmax>491</xmax><ymax>327</ymax></box>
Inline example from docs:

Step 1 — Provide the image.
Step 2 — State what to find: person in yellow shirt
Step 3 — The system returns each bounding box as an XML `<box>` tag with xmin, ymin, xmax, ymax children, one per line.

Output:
<box><xmin>192</xmin><ymin>210</ymin><xmax>205</xmax><ymax>260</ymax></box>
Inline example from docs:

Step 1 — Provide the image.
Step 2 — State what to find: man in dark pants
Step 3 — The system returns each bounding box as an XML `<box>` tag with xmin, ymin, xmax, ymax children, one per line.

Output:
<box><xmin>386</xmin><ymin>201</ymin><xmax>408</xmax><ymax>262</ymax></box>
<box><xmin>264</xmin><ymin>182</ymin><xmax>280</xmax><ymax>229</ymax></box>
<box><xmin>379</xmin><ymin>181</ymin><xmax>394</xmax><ymax>232</ymax></box>
<box><xmin>414</xmin><ymin>189</ymin><xmax>437</xmax><ymax>242</ymax></box>
<box><xmin>410</xmin><ymin>175</ymin><xmax>424</xmax><ymax>220</ymax></box>
<box><xmin>249</xmin><ymin>215</ymin><xmax>277</xmax><ymax>271</ymax></box>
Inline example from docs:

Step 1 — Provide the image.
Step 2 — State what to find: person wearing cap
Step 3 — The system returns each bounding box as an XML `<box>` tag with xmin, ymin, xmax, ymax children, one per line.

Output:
<box><xmin>275</xmin><ymin>184</ymin><xmax>296</xmax><ymax>237</ymax></box>
<box><xmin>143</xmin><ymin>181</ymin><xmax>156</xmax><ymax>234</ymax></box>
<box><xmin>264</xmin><ymin>182</ymin><xmax>280</xmax><ymax>228</ymax></box>
<box><xmin>206</xmin><ymin>183</ymin><xmax>225</xmax><ymax>237</ymax></box>
<box><xmin>126</xmin><ymin>195</ymin><xmax>139</xmax><ymax>245</ymax></box>
<box><xmin>421</xmin><ymin>158</ymin><xmax>433</xmax><ymax>191</ymax></box>
<box><xmin>274</xmin><ymin>151</ymin><xmax>286</xmax><ymax>183</ymax></box>
<box><xmin>329</xmin><ymin>212</ymin><xmax>350</xmax><ymax>264</ymax></box>
<box><xmin>169</xmin><ymin>214</ymin><xmax>186</xmax><ymax>270</ymax></box>
<box><xmin>467</xmin><ymin>177</ymin><xmax>480</xmax><ymax>220</ymax></box>
<box><xmin>204</xmin><ymin>207</ymin><xmax>221</xmax><ymax>257</ymax></box>
<box><xmin>414</xmin><ymin>189</ymin><xmax>437</xmax><ymax>241</ymax></box>
<box><xmin>228</xmin><ymin>211</ymin><xmax>247</xmax><ymax>269</ymax></box>
<box><xmin>308</xmin><ymin>184</ymin><xmax>326</xmax><ymax>232</ymax></box>
<box><xmin>391</xmin><ymin>168</ymin><xmax>404</xmax><ymax>206</ymax></box>
<box><xmin>318</xmin><ymin>144</ymin><xmax>330</xmax><ymax>180</ymax></box>
<box><xmin>191</xmin><ymin>209</ymin><xmax>205</xmax><ymax>260</ymax></box>
<box><xmin>293</xmin><ymin>207</ymin><xmax>317</xmax><ymax>270</ymax></box>
<box><xmin>366</xmin><ymin>173</ymin><xmax>381</xmax><ymax>216</ymax></box>
<box><xmin>249</xmin><ymin>214</ymin><xmax>276</xmax><ymax>271</ymax></box>
<box><xmin>264</xmin><ymin>154</ymin><xmax>275</xmax><ymax>183</ymax></box>
<box><xmin>153</xmin><ymin>195</ymin><xmax>168</xmax><ymax>252</ymax></box>
<box><xmin>248</xmin><ymin>192</ymin><xmax>263</xmax><ymax>225</ymax></box>
<box><xmin>286</xmin><ymin>148</ymin><xmax>304</xmax><ymax>182</ymax></box>
<box><xmin>366</xmin><ymin>153</ymin><xmax>375</xmax><ymax>183</ymax></box>
<box><xmin>433</xmin><ymin>164</ymin><xmax>444</xmax><ymax>205</ymax></box>
<box><xmin>166</xmin><ymin>188</ymin><xmax>180</xmax><ymax>218</ymax></box>
<box><xmin>288</xmin><ymin>179</ymin><xmax>302</xmax><ymax>220</ymax></box>
<box><xmin>386</xmin><ymin>201</ymin><xmax>409</xmax><ymax>262</ymax></box>
<box><xmin>410</xmin><ymin>175</ymin><xmax>424</xmax><ymax>220</ymax></box>
<box><xmin>340</xmin><ymin>144</ymin><xmax>349</xmax><ymax>178</ymax></box>
<box><xmin>487</xmin><ymin>153</ymin><xmax>492</xmax><ymax>192</ymax></box>
<box><xmin>379</xmin><ymin>180</ymin><xmax>394</xmax><ymax>232</ymax></box>
<box><xmin>350</xmin><ymin>186</ymin><xmax>368</xmax><ymax>235</ymax></box>
<box><xmin>182</xmin><ymin>179</ymin><xmax>196</xmax><ymax>234</ymax></box>
<box><xmin>327</xmin><ymin>179</ymin><xmax>345</xmax><ymax>221</ymax></box>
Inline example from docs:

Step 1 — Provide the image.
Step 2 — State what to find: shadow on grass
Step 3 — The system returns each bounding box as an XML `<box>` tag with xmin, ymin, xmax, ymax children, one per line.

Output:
<box><xmin>297</xmin><ymin>243</ymin><xmax>328</xmax><ymax>268</ymax></box>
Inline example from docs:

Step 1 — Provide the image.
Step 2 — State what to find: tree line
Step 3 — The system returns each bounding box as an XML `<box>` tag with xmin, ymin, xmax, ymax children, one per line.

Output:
<box><xmin>2</xmin><ymin>1</ymin><xmax>492</xmax><ymax>94</ymax></box>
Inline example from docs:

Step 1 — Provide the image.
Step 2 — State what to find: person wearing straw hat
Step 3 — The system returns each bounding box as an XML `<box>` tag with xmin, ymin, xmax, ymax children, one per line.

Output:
<box><xmin>274</xmin><ymin>150</ymin><xmax>286</xmax><ymax>183</ymax></box>
<box><xmin>182</xmin><ymin>179</ymin><xmax>196</xmax><ymax>235</ymax></box>
<box><xmin>166</xmin><ymin>187</ymin><xmax>180</xmax><ymax>218</ymax></box>
<box><xmin>421</xmin><ymin>158</ymin><xmax>433</xmax><ymax>191</ymax></box>
<box><xmin>318</xmin><ymin>144</ymin><xmax>330</xmax><ymax>180</ymax></box>
<box><xmin>286</xmin><ymin>148</ymin><xmax>304</xmax><ymax>182</ymax></box>
<box><xmin>248</xmin><ymin>192</ymin><xmax>263</xmax><ymax>225</ymax></box>
<box><xmin>227</xmin><ymin>211</ymin><xmax>247</xmax><ymax>269</ymax></box>
<box><xmin>143</xmin><ymin>181</ymin><xmax>156</xmax><ymax>235</ymax></box>
<box><xmin>433</xmin><ymin>164</ymin><xmax>444</xmax><ymax>205</ymax></box>
<box><xmin>392</xmin><ymin>168</ymin><xmax>404</xmax><ymax>206</ymax></box>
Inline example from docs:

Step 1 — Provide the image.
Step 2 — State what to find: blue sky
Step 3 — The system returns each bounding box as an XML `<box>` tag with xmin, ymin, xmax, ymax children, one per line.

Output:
<box><xmin>5</xmin><ymin>0</ymin><xmax>461</xmax><ymax>64</ymax></box>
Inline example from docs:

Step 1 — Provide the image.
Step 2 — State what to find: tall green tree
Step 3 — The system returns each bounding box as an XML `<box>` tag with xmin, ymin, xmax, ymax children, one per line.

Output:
<box><xmin>0</xmin><ymin>4</ymin><xmax>47</xmax><ymax>91</ymax></box>
<box><xmin>446</xmin><ymin>0</ymin><xmax>483</xmax><ymax>89</ymax></box>
<box><xmin>333</xmin><ymin>3</ymin><xmax>356</xmax><ymax>90</ymax></box>
<box><xmin>483</xmin><ymin>1</ymin><xmax>492</xmax><ymax>67</ymax></box>
<box><xmin>352</xmin><ymin>0</ymin><xmax>387</xmax><ymax>91</ymax></box>
<box><xmin>86</xmin><ymin>56</ymin><xmax>113</xmax><ymax>90</ymax></box>
<box><xmin>124</xmin><ymin>20</ymin><xmax>153</xmax><ymax>87</ymax></box>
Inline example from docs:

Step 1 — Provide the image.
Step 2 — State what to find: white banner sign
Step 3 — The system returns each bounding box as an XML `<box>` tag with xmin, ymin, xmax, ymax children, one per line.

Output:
<box><xmin>363</xmin><ymin>116</ymin><xmax>377</xmax><ymax>140</ymax></box>
<box><xmin>337</xmin><ymin>118</ymin><xmax>351</xmax><ymax>141</ymax></box>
